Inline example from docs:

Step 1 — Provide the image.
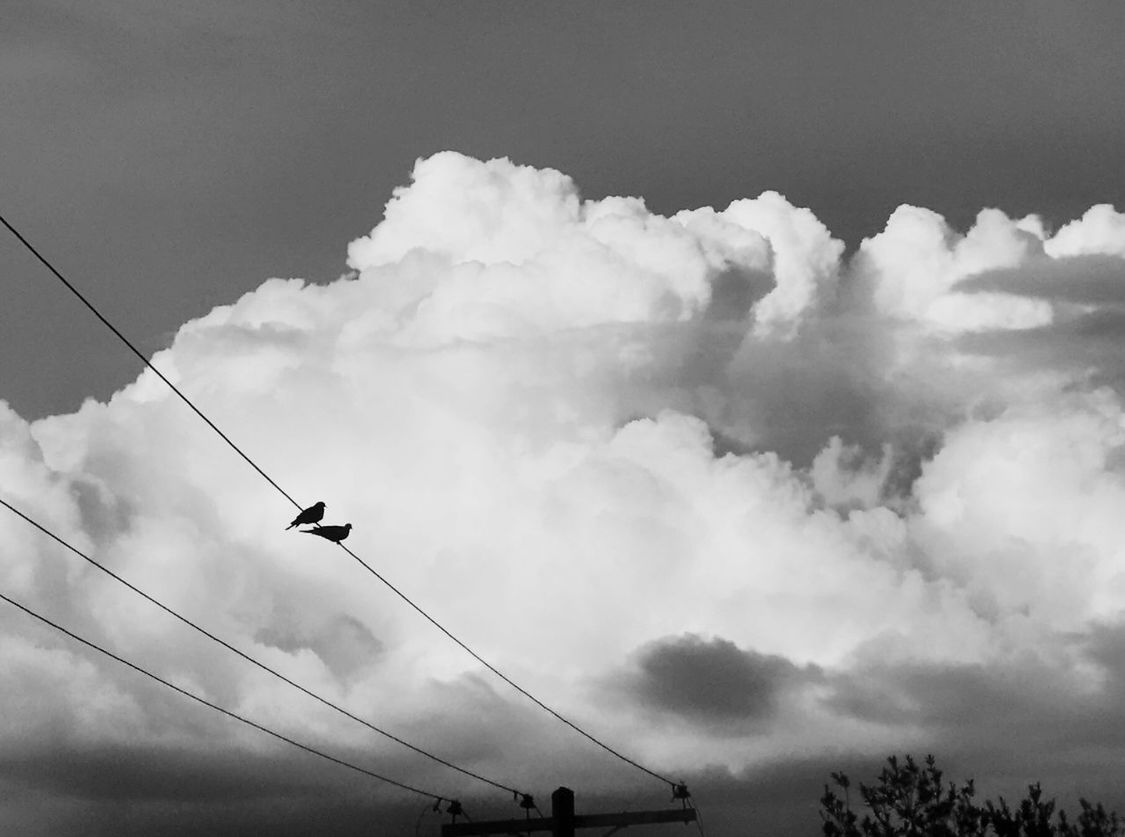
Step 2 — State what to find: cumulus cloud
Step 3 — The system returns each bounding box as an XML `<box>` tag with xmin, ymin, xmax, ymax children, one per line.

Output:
<box><xmin>4</xmin><ymin>152</ymin><xmax>1125</xmax><ymax>831</ymax></box>
<box><xmin>676</xmin><ymin>189</ymin><xmax>843</xmax><ymax>334</ymax></box>
<box><xmin>854</xmin><ymin>205</ymin><xmax>1052</xmax><ymax>331</ymax></box>
<box><xmin>1046</xmin><ymin>204</ymin><xmax>1125</xmax><ymax>259</ymax></box>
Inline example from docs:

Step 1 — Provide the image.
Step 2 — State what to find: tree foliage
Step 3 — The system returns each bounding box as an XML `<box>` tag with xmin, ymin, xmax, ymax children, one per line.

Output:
<box><xmin>821</xmin><ymin>755</ymin><xmax>1123</xmax><ymax>836</ymax></box>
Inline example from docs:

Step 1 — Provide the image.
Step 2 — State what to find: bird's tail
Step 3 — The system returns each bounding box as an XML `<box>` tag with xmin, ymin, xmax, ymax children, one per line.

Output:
<box><xmin>285</xmin><ymin>522</ymin><xmax>296</xmax><ymax>530</ymax></box>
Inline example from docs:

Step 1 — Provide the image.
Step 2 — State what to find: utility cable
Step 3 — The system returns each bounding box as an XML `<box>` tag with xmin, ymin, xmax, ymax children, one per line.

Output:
<box><xmin>0</xmin><ymin>212</ymin><xmax>681</xmax><ymax>791</ymax></box>
<box><xmin>338</xmin><ymin>542</ymin><xmax>677</xmax><ymax>786</ymax></box>
<box><xmin>0</xmin><ymin>494</ymin><xmax>523</xmax><ymax>798</ymax></box>
<box><xmin>0</xmin><ymin>589</ymin><xmax>453</xmax><ymax>802</ymax></box>
<box><xmin>0</xmin><ymin>213</ymin><xmax>301</xmax><ymax>511</ymax></box>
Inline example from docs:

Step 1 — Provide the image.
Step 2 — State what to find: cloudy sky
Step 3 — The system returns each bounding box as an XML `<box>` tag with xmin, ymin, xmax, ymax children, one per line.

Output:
<box><xmin>4</xmin><ymin>3</ymin><xmax>1125</xmax><ymax>835</ymax></box>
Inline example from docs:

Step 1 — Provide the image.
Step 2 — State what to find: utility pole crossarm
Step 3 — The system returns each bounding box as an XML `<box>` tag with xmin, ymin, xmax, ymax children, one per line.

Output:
<box><xmin>441</xmin><ymin>787</ymin><xmax>697</xmax><ymax>837</ymax></box>
<box><xmin>575</xmin><ymin>810</ymin><xmax>698</xmax><ymax>828</ymax></box>
<box><xmin>442</xmin><ymin>809</ymin><xmax>697</xmax><ymax>835</ymax></box>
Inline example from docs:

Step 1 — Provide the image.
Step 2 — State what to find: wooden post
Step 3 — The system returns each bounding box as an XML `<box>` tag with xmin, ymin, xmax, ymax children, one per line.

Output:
<box><xmin>552</xmin><ymin>787</ymin><xmax>575</xmax><ymax>837</ymax></box>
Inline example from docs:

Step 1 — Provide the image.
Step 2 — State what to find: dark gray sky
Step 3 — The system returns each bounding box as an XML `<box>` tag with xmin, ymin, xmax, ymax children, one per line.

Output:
<box><xmin>4</xmin><ymin>1</ymin><xmax>1124</xmax><ymax>418</ymax></box>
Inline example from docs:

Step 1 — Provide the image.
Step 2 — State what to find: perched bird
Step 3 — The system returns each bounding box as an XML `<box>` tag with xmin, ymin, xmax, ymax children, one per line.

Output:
<box><xmin>303</xmin><ymin>523</ymin><xmax>352</xmax><ymax>543</ymax></box>
<box><xmin>286</xmin><ymin>501</ymin><xmax>326</xmax><ymax>530</ymax></box>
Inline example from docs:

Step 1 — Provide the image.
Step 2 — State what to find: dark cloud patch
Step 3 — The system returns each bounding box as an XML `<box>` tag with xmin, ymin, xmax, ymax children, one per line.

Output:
<box><xmin>624</xmin><ymin>634</ymin><xmax>817</xmax><ymax>727</ymax></box>
<box><xmin>956</xmin><ymin>308</ymin><xmax>1125</xmax><ymax>387</ymax></box>
<box><xmin>823</xmin><ymin>650</ymin><xmax>1124</xmax><ymax>758</ymax></box>
<box><xmin>704</xmin><ymin>264</ymin><xmax>776</xmax><ymax>324</ymax></box>
<box><xmin>878</xmin><ymin>432</ymin><xmax>943</xmax><ymax>509</ymax></box>
<box><xmin>709</xmin><ymin>426</ymin><xmax>756</xmax><ymax>459</ymax></box>
<box><xmin>722</xmin><ymin>320</ymin><xmax>891</xmax><ymax>465</ymax></box>
<box><xmin>0</xmin><ymin>770</ymin><xmax>458</xmax><ymax>837</ymax></box>
<box><xmin>957</xmin><ymin>255</ymin><xmax>1125</xmax><ymax>305</ymax></box>
<box><xmin>945</xmin><ymin>256</ymin><xmax>1125</xmax><ymax>391</ymax></box>
<box><xmin>114</xmin><ymin>795</ymin><xmax>425</xmax><ymax>837</ymax></box>
<box><xmin>0</xmin><ymin>735</ymin><xmax>507</xmax><ymax>835</ymax></box>
<box><xmin>256</xmin><ymin>614</ymin><xmax>383</xmax><ymax>682</ymax></box>
<box><xmin>826</xmin><ymin>663</ymin><xmax>1034</xmax><ymax>732</ymax></box>
<box><xmin>71</xmin><ymin>477</ymin><xmax>134</xmax><ymax>547</ymax></box>
<box><xmin>1046</xmin><ymin>307</ymin><xmax>1125</xmax><ymax>343</ymax></box>
<box><xmin>0</xmin><ymin>742</ymin><xmax>321</xmax><ymax>803</ymax></box>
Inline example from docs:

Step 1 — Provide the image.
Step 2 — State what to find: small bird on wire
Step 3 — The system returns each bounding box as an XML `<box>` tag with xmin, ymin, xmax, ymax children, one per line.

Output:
<box><xmin>286</xmin><ymin>501</ymin><xmax>326</xmax><ymax>530</ymax></box>
<box><xmin>303</xmin><ymin>523</ymin><xmax>352</xmax><ymax>543</ymax></box>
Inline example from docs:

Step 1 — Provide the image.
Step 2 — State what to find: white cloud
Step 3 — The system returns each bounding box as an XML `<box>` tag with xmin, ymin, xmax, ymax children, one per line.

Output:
<box><xmin>347</xmin><ymin>152</ymin><xmax>583</xmax><ymax>269</ymax></box>
<box><xmin>910</xmin><ymin>389</ymin><xmax>1125</xmax><ymax>632</ymax></box>
<box><xmin>677</xmin><ymin>190</ymin><xmax>844</xmax><ymax>334</ymax></box>
<box><xmin>5</xmin><ymin>154</ymin><xmax>1125</xmax><ymax>817</ymax></box>
<box><xmin>1045</xmin><ymin>204</ymin><xmax>1125</xmax><ymax>259</ymax></box>
<box><xmin>856</xmin><ymin>205</ymin><xmax>1053</xmax><ymax>333</ymax></box>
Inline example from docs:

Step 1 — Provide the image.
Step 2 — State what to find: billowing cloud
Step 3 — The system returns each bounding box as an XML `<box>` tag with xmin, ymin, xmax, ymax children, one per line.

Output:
<box><xmin>4</xmin><ymin>152</ymin><xmax>1125</xmax><ymax>832</ymax></box>
<box><xmin>854</xmin><ymin>205</ymin><xmax>1052</xmax><ymax>332</ymax></box>
<box><xmin>1046</xmin><ymin>204</ymin><xmax>1125</xmax><ymax>259</ymax></box>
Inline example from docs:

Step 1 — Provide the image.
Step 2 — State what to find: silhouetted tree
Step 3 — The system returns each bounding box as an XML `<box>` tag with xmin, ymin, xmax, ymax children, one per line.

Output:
<box><xmin>821</xmin><ymin>755</ymin><xmax>1123</xmax><ymax>836</ymax></box>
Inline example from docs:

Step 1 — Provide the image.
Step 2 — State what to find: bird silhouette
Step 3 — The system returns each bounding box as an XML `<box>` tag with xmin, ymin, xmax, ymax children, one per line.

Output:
<box><xmin>302</xmin><ymin>523</ymin><xmax>352</xmax><ymax>543</ymax></box>
<box><xmin>286</xmin><ymin>501</ymin><xmax>326</xmax><ymax>530</ymax></box>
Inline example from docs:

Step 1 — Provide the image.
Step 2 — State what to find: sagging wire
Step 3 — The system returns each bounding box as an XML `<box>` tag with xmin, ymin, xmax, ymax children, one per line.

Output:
<box><xmin>0</xmin><ymin>589</ymin><xmax>450</xmax><ymax>800</ymax></box>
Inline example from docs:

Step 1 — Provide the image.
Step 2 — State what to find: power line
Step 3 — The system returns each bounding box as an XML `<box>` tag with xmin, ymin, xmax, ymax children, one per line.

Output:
<box><xmin>0</xmin><ymin>212</ymin><xmax>681</xmax><ymax>791</ymax></box>
<box><xmin>338</xmin><ymin>542</ymin><xmax>676</xmax><ymax>786</ymax></box>
<box><xmin>0</xmin><ymin>213</ymin><xmax>302</xmax><ymax>511</ymax></box>
<box><xmin>0</xmin><ymin>589</ymin><xmax>454</xmax><ymax>802</ymax></box>
<box><xmin>0</xmin><ymin>493</ymin><xmax>524</xmax><ymax>798</ymax></box>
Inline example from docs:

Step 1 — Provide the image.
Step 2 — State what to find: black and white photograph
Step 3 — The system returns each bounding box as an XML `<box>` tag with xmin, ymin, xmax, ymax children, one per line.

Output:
<box><xmin>4</xmin><ymin>3</ymin><xmax>1125</xmax><ymax>835</ymax></box>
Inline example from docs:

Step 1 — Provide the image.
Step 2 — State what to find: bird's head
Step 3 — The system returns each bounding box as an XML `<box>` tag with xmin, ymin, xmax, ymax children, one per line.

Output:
<box><xmin>314</xmin><ymin>501</ymin><xmax>325</xmax><ymax>509</ymax></box>
<box><xmin>344</xmin><ymin>523</ymin><xmax>352</xmax><ymax>532</ymax></box>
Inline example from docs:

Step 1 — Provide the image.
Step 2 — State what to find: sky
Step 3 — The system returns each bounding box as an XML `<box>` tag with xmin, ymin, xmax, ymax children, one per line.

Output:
<box><xmin>4</xmin><ymin>2</ymin><xmax>1125</xmax><ymax>835</ymax></box>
